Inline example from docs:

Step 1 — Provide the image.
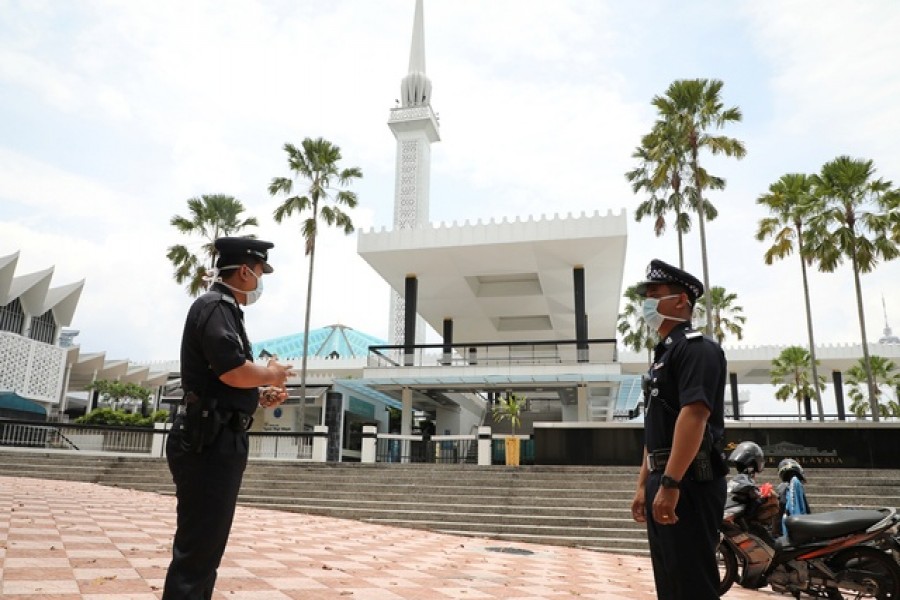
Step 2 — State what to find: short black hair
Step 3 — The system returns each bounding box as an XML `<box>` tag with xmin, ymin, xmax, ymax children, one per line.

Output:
<box><xmin>215</xmin><ymin>254</ymin><xmax>264</xmax><ymax>274</ymax></box>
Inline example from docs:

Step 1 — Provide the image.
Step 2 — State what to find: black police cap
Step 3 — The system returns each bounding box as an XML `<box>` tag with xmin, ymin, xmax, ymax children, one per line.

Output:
<box><xmin>634</xmin><ymin>259</ymin><xmax>703</xmax><ymax>304</ymax></box>
<box><xmin>214</xmin><ymin>237</ymin><xmax>274</xmax><ymax>273</ymax></box>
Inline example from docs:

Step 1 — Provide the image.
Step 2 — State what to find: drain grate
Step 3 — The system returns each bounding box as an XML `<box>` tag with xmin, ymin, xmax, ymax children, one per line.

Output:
<box><xmin>485</xmin><ymin>546</ymin><xmax>534</xmax><ymax>556</ymax></box>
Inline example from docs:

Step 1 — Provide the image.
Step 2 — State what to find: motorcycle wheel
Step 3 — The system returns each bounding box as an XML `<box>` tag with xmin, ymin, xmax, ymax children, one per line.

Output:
<box><xmin>717</xmin><ymin>539</ymin><xmax>738</xmax><ymax>596</ymax></box>
<box><xmin>825</xmin><ymin>545</ymin><xmax>900</xmax><ymax>599</ymax></box>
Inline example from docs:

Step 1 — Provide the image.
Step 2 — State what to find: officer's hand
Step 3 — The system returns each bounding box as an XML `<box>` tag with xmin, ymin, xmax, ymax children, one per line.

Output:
<box><xmin>259</xmin><ymin>386</ymin><xmax>288</xmax><ymax>408</ymax></box>
<box><xmin>652</xmin><ymin>488</ymin><xmax>680</xmax><ymax>525</ymax></box>
<box><xmin>631</xmin><ymin>487</ymin><xmax>647</xmax><ymax>523</ymax></box>
<box><xmin>266</xmin><ymin>360</ymin><xmax>295</xmax><ymax>387</ymax></box>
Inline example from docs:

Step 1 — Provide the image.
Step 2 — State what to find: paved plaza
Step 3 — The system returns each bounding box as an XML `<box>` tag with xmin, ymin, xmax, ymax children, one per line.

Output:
<box><xmin>0</xmin><ymin>475</ymin><xmax>778</xmax><ymax>599</ymax></box>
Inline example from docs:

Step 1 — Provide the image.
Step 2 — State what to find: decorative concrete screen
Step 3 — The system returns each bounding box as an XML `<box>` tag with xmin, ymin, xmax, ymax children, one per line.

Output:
<box><xmin>0</xmin><ymin>332</ymin><xmax>66</xmax><ymax>403</ymax></box>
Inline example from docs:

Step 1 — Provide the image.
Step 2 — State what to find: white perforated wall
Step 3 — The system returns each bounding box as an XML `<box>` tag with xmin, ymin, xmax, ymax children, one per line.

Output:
<box><xmin>0</xmin><ymin>332</ymin><xmax>66</xmax><ymax>403</ymax></box>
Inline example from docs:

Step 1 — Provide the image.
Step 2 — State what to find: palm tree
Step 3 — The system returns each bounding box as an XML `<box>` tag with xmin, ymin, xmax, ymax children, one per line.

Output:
<box><xmin>651</xmin><ymin>79</ymin><xmax>746</xmax><ymax>335</ymax></box>
<box><xmin>806</xmin><ymin>156</ymin><xmax>900</xmax><ymax>421</ymax></box>
<box><xmin>756</xmin><ymin>173</ymin><xmax>824</xmax><ymax>419</ymax></box>
<box><xmin>845</xmin><ymin>356</ymin><xmax>900</xmax><ymax>419</ymax></box>
<box><xmin>693</xmin><ymin>286</ymin><xmax>746</xmax><ymax>346</ymax></box>
<box><xmin>617</xmin><ymin>284</ymin><xmax>656</xmax><ymax>365</ymax></box>
<box><xmin>166</xmin><ymin>195</ymin><xmax>259</xmax><ymax>296</ymax></box>
<box><xmin>626</xmin><ymin>128</ymin><xmax>691</xmax><ymax>268</ymax></box>
<box><xmin>627</xmin><ymin>120</ymin><xmax>725</xmax><ymax>269</ymax></box>
<box><xmin>770</xmin><ymin>346</ymin><xmax>826</xmax><ymax>420</ymax></box>
<box><xmin>269</xmin><ymin>137</ymin><xmax>362</xmax><ymax>431</ymax></box>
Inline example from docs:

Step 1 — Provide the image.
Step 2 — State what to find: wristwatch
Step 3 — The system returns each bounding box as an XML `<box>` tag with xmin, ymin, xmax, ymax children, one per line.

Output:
<box><xmin>660</xmin><ymin>474</ymin><xmax>681</xmax><ymax>489</ymax></box>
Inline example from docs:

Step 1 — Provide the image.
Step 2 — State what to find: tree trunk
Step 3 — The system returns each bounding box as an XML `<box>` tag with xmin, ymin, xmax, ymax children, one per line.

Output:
<box><xmin>299</xmin><ymin>233</ymin><xmax>317</xmax><ymax>433</ymax></box>
<box><xmin>691</xmin><ymin>148</ymin><xmax>714</xmax><ymax>337</ymax></box>
<box><xmin>851</xmin><ymin>250</ymin><xmax>880</xmax><ymax>421</ymax></box>
<box><xmin>797</xmin><ymin>230</ymin><xmax>824</xmax><ymax>420</ymax></box>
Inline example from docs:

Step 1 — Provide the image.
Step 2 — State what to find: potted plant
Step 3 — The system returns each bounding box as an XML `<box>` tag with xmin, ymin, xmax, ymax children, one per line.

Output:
<box><xmin>492</xmin><ymin>393</ymin><xmax>524</xmax><ymax>466</ymax></box>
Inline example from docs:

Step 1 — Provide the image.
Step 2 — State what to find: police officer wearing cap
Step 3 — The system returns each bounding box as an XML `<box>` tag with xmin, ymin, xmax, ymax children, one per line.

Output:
<box><xmin>629</xmin><ymin>259</ymin><xmax>728</xmax><ymax>600</ymax></box>
<box><xmin>163</xmin><ymin>237</ymin><xmax>294</xmax><ymax>600</ymax></box>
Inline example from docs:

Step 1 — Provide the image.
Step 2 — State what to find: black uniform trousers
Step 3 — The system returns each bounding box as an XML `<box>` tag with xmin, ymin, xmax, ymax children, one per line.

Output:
<box><xmin>162</xmin><ymin>416</ymin><xmax>249</xmax><ymax>600</ymax></box>
<box><xmin>645</xmin><ymin>472</ymin><xmax>726</xmax><ymax>600</ymax></box>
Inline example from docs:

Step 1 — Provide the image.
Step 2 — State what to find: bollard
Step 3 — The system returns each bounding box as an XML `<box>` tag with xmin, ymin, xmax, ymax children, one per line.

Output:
<box><xmin>477</xmin><ymin>426</ymin><xmax>492</xmax><ymax>466</ymax></box>
<box><xmin>361</xmin><ymin>425</ymin><xmax>377</xmax><ymax>463</ymax></box>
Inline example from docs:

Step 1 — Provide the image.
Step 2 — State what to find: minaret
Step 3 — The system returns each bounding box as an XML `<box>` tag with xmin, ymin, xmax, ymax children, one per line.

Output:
<box><xmin>879</xmin><ymin>295</ymin><xmax>900</xmax><ymax>344</ymax></box>
<box><xmin>387</xmin><ymin>0</ymin><xmax>440</xmax><ymax>345</ymax></box>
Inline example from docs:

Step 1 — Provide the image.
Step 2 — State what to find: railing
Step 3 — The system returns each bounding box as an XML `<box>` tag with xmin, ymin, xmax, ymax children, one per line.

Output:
<box><xmin>0</xmin><ymin>420</ymin><xmax>154</xmax><ymax>453</ymax></box>
<box><xmin>0</xmin><ymin>419</ymin><xmax>320</xmax><ymax>460</ymax></box>
<box><xmin>368</xmin><ymin>338</ymin><xmax>617</xmax><ymax>368</ymax></box>
<box><xmin>248</xmin><ymin>431</ymin><xmax>314</xmax><ymax>460</ymax></box>
<box><xmin>375</xmin><ymin>434</ymin><xmax>473</xmax><ymax>464</ymax></box>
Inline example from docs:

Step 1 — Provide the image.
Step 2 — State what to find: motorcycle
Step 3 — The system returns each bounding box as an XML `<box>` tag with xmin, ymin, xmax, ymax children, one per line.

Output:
<box><xmin>717</xmin><ymin>474</ymin><xmax>900</xmax><ymax>598</ymax></box>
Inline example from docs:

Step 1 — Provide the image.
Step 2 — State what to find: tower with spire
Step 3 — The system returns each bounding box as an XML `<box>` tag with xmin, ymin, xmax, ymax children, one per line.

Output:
<box><xmin>878</xmin><ymin>295</ymin><xmax>900</xmax><ymax>344</ymax></box>
<box><xmin>387</xmin><ymin>0</ymin><xmax>440</xmax><ymax>345</ymax></box>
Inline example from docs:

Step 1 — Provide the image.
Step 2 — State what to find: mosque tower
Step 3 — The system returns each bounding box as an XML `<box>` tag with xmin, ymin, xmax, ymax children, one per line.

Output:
<box><xmin>878</xmin><ymin>295</ymin><xmax>900</xmax><ymax>344</ymax></box>
<box><xmin>387</xmin><ymin>0</ymin><xmax>440</xmax><ymax>345</ymax></box>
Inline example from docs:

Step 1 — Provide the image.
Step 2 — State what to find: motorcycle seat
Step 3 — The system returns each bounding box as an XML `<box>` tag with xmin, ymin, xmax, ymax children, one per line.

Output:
<box><xmin>784</xmin><ymin>509</ymin><xmax>887</xmax><ymax>545</ymax></box>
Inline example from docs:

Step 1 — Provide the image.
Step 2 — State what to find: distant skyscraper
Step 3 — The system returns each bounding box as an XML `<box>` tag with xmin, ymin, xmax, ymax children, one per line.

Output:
<box><xmin>387</xmin><ymin>0</ymin><xmax>440</xmax><ymax>345</ymax></box>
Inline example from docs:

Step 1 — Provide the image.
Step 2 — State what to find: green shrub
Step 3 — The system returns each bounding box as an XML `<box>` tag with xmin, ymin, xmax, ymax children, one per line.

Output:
<box><xmin>75</xmin><ymin>408</ymin><xmax>169</xmax><ymax>428</ymax></box>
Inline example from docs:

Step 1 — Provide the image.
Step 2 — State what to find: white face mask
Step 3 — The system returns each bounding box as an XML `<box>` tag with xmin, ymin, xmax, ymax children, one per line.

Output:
<box><xmin>642</xmin><ymin>294</ymin><xmax>687</xmax><ymax>331</ymax></box>
<box><xmin>209</xmin><ymin>265</ymin><xmax>264</xmax><ymax>306</ymax></box>
<box><xmin>242</xmin><ymin>268</ymin><xmax>264</xmax><ymax>305</ymax></box>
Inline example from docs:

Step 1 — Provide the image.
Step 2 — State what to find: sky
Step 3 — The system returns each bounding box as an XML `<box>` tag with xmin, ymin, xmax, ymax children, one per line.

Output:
<box><xmin>2</xmin><ymin>0</ymin><xmax>899</xmax><ymax>414</ymax></box>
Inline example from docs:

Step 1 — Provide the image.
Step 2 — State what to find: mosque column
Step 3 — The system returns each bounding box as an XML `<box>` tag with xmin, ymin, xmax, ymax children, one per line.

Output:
<box><xmin>401</xmin><ymin>386</ymin><xmax>413</xmax><ymax>463</ymax></box>
<box><xmin>729</xmin><ymin>373</ymin><xmax>740</xmax><ymax>420</ymax></box>
<box><xmin>573</xmin><ymin>266</ymin><xmax>588</xmax><ymax>363</ymax></box>
<box><xmin>577</xmin><ymin>384</ymin><xmax>588</xmax><ymax>422</ymax></box>
<box><xmin>442</xmin><ymin>318</ymin><xmax>453</xmax><ymax>365</ymax></box>
<box><xmin>833</xmin><ymin>371</ymin><xmax>846</xmax><ymax>421</ymax></box>
<box><xmin>404</xmin><ymin>276</ymin><xmax>418</xmax><ymax>366</ymax></box>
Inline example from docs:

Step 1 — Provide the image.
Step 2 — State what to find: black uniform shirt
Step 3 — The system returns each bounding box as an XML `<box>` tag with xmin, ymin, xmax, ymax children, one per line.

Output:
<box><xmin>644</xmin><ymin>322</ymin><xmax>726</xmax><ymax>453</ymax></box>
<box><xmin>179</xmin><ymin>283</ymin><xmax>259</xmax><ymax>414</ymax></box>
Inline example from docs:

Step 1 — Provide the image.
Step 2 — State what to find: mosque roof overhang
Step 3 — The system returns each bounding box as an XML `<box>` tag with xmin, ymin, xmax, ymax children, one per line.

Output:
<box><xmin>358</xmin><ymin>211</ymin><xmax>628</xmax><ymax>349</ymax></box>
<box><xmin>619</xmin><ymin>342</ymin><xmax>900</xmax><ymax>384</ymax></box>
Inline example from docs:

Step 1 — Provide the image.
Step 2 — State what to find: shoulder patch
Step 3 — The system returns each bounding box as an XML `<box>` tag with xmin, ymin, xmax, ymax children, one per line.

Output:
<box><xmin>685</xmin><ymin>330</ymin><xmax>703</xmax><ymax>341</ymax></box>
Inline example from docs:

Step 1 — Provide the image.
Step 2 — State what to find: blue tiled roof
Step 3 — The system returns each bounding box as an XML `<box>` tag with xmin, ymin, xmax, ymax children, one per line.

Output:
<box><xmin>252</xmin><ymin>325</ymin><xmax>385</xmax><ymax>359</ymax></box>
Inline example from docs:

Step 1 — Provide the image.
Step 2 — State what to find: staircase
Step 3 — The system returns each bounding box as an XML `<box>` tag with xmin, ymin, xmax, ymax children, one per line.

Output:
<box><xmin>2</xmin><ymin>449</ymin><xmax>899</xmax><ymax>555</ymax></box>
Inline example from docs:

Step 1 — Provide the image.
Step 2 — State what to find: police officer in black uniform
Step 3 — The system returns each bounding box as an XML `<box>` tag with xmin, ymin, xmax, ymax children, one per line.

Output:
<box><xmin>629</xmin><ymin>259</ymin><xmax>728</xmax><ymax>600</ymax></box>
<box><xmin>163</xmin><ymin>237</ymin><xmax>294</xmax><ymax>600</ymax></box>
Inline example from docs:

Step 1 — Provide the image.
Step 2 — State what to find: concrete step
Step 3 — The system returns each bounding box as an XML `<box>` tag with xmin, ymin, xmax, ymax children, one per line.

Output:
<box><xmin>3</xmin><ymin>449</ymin><xmax>898</xmax><ymax>555</ymax></box>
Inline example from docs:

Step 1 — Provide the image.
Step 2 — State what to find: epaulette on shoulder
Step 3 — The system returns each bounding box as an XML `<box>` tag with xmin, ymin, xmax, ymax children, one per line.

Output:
<box><xmin>217</xmin><ymin>292</ymin><xmax>236</xmax><ymax>306</ymax></box>
<box><xmin>684</xmin><ymin>330</ymin><xmax>704</xmax><ymax>341</ymax></box>
<box><xmin>196</xmin><ymin>291</ymin><xmax>237</xmax><ymax>332</ymax></box>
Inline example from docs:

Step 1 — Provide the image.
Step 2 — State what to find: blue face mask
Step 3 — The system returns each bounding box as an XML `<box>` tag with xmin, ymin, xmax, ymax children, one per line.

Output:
<box><xmin>642</xmin><ymin>294</ymin><xmax>686</xmax><ymax>331</ymax></box>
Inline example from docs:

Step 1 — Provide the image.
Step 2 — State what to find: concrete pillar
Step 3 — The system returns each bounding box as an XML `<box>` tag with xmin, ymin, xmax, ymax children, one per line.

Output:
<box><xmin>401</xmin><ymin>387</ymin><xmax>413</xmax><ymax>463</ymax></box>
<box><xmin>442</xmin><ymin>318</ymin><xmax>453</xmax><ymax>365</ymax></box>
<box><xmin>151</xmin><ymin>422</ymin><xmax>169</xmax><ymax>457</ymax></box>
<box><xmin>477</xmin><ymin>426</ymin><xmax>492</xmax><ymax>466</ymax></box>
<box><xmin>729</xmin><ymin>372</ymin><xmax>740</xmax><ymax>420</ymax></box>
<box><xmin>404</xmin><ymin>276</ymin><xmax>418</xmax><ymax>366</ymax></box>
<box><xmin>324</xmin><ymin>391</ymin><xmax>343</xmax><ymax>462</ymax></box>
<box><xmin>312</xmin><ymin>425</ymin><xmax>328</xmax><ymax>462</ymax></box>
<box><xmin>573</xmin><ymin>266</ymin><xmax>588</xmax><ymax>362</ymax></box>
<box><xmin>361</xmin><ymin>425</ymin><xmax>377</xmax><ymax>463</ymax></box>
<box><xmin>577</xmin><ymin>385</ymin><xmax>588</xmax><ymax>422</ymax></box>
<box><xmin>833</xmin><ymin>371</ymin><xmax>846</xmax><ymax>421</ymax></box>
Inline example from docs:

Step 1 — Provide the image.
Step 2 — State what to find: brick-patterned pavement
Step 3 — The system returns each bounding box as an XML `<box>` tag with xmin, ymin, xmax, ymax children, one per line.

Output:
<box><xmin>0</xmin><ymin>475</ymin><xmax>779</xmax><ymax>599</ymax></box>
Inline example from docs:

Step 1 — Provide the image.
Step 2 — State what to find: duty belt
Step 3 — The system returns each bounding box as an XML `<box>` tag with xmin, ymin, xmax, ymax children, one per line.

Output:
<box><xmin>220</xmin><ymin>410</ymin><xmax>253</xmax><ymax>432</ymax></box>
<box><xmin>647</xmin><ymin>449</ymin><xmax>671</xmax><ymax>472</ymax></box>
